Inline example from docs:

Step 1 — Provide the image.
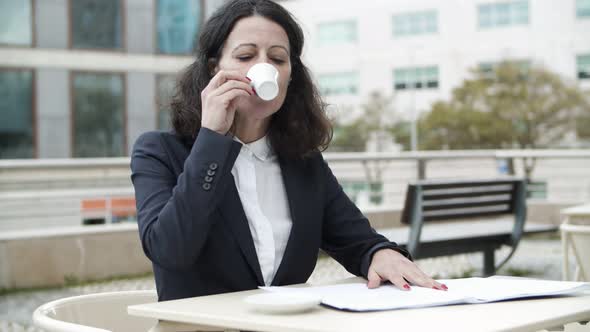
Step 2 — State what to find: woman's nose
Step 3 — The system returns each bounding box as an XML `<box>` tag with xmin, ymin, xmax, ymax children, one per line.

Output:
<box><xmin>257</xmin><ymin>54</ymin><xmax>271</xmax><ymax>65</ymax></box>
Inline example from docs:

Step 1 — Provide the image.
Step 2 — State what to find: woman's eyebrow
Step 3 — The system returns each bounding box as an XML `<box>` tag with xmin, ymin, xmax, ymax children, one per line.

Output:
<box><xmin>232</xmin><ymin>43</ymin><xmax>257</xmax><ymax>53</ymax></box>
<box><xmin>269</xmin><ymin>45</ymin><xmax>290</xmax><ymax>55</ymax></box>
<box><xmin>231</xmin><ymin>43</ymin><xmax>290</xmax><ymax>55</ymax></box>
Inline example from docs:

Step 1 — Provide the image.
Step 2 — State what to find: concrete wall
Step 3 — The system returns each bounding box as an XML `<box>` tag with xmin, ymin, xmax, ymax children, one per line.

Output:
<box><xmin>126</xmin><ymin>0</ymin><xmax>155</xmax><ymax>54</ymax></box>
<box><xmin>37</xmin><ymin>69</ymin><xmax>71</xmax><ymax>158</ymax></box>
<box><xmin>127</xmin><ymin>73</ymin><xmax>156</xmax><ymax>155</ymax></box>
<box><xmin>35</xmin><ymin>0</ymin><xmax>68</xmax><ymax>49</ymax></box>
<box><xmin>205</xmin><ymin>0</ymin><xmax>228</xmax><ymax>17</ymax></box>
<box><xmin>0</xmin><ymin>201</ymin><xmax>570</xmax><ymax>290</ymax></box>
<box><xmin>0</xmin><ymin>224</ymin><xmax>151</xmax><ymax>290</ymax></box>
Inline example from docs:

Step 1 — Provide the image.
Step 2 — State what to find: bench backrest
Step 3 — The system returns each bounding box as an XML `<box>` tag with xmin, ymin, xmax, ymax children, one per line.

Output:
<box><xmin>401</xmin><ymin>178</ymin><xmax>527</xmax><ymax>257</ymax></box>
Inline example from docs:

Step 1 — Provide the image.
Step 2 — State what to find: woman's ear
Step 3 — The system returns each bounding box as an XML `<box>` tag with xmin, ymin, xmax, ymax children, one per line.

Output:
<box><xmin>207</xmin><ymin>58</ymin><xmax>218</xmax><ymax>76</ymax></box>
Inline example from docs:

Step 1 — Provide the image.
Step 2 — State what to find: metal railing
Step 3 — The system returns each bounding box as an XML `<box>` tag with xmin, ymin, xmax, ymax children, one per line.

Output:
<box><xmin>0</xmin><ymin>149</ymin><xmax>589</xmax><ymax>231</ymax></box>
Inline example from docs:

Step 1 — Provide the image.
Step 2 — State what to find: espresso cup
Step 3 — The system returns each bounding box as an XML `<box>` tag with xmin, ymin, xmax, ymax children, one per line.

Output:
<box><xmin>246</xmin><ymin>63</ymin><xmax>279</xmax><ymax>101</ymax></box>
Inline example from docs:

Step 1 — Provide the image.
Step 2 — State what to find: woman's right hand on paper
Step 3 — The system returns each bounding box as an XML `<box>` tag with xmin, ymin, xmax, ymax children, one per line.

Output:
<box><xmin>200</xmin><ymin>70</ymin><xmax>254</xmax><ymax>135</ymax></box>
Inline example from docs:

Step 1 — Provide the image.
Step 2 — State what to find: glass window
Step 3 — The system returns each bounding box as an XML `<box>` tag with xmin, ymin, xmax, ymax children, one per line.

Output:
<box><xmin>424</xmin><ymin>67</ymin><xmax>439</xmax><ymax>88</ymax></box>
<box><xmin>478</xmin><ymin>60</ymin><xmax>531</xmax><ymax>77</ymax></box>
<box><xmin>577</xmin><ymin>0</ymin><xmax>590</xmax><ymax>17</ymax></box>
<box><xmin>394</xmin><ymin>66</ymin><xmax>438</xmax><ymax>91</ymax></box>
<box><xmin>0</xmin><ymin>69</ymin><xmax>34</xmax><ymax>159</ymax></box>
<box><xmin>578</xmin><ymin>55</ymin><xmax>590</xmax><ymax>79</ymax></box>
<box><xmin>393</xmin><ymin>10</ymin><xmax>438</xmax><ymax>37</ymax></box>
<box><xmin>71</xmin><ymin>0</ymin><xmax>122</xmax><ymax>50</ymax></box>
<box><xmin>318</xmin><ymin>72</ymin><xmax>359</xmax><ymax>96</ymax></box>
<box><xmin>318</xmin><ymin>21</ymin><xmax>357</xmax><ymax>45</ymax></box>
<box><xmin>512</xmin><ymin>1</ymin><xmax>529</xmax><ymax>23</ymax></box>
<box><xmin>479</xmin><ymin>4</ymin><xmax>493</xmax><ymax>28</ymax></box>
<box><xmin>0</xmin><ymin>0</ymin><xmax>33</xmax><ymax>46</ymax></box>
<box><xmin>72</xmin><ymin>73</ymin><xmax>125</xmax><ymax>157</ymax></box>
<box><xmin>157</xmin><ymin>0</ymin><xmax>202</xmax><ymax>54</ymax></box>
<box><xmin>478</xmin><ymin>1</ymin><xmax>528</xmax><ymax>28</ymax></box>
<box><xmin>156</xmin><ymin>75</ymin><xmax>176</xmax><ymax>130</ymax></box>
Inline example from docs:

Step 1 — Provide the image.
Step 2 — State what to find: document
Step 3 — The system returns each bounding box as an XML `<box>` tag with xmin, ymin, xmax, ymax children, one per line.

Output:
<box><xmin>261</xmin><ymin>277</ymin><xmax>590</xmax><ymax>311</ymax></box>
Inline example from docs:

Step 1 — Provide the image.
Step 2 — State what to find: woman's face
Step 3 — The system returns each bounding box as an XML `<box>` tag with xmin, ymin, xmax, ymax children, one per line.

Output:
<box><xmin>214</xmin><ymin>16</ymin><xmax>292</xmax><ymax>121</ymax></box>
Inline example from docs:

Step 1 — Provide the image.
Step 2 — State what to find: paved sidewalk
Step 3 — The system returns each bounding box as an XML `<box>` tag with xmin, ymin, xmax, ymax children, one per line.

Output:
<box><xmin>0</xmin><ymin>235</ymin><xmax>570</xmax><ymax>331</ymax></box>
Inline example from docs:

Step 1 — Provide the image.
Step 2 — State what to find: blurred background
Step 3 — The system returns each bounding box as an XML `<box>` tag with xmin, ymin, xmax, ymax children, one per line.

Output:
<box><xmin>0</xmin><ymin>0</ymin><xmax>589</xmax><ymax>330</ymax></box>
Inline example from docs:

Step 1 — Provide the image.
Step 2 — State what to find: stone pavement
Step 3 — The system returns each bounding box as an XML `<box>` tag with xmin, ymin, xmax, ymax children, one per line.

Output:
<box><xmin>0</xmin><ymin>235</ymin><xmax>571</xmax><ymax>331</ymax></box>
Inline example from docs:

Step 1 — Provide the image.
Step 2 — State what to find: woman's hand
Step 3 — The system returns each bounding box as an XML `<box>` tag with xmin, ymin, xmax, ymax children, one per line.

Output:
<box><xmin>367</xmin><ymin>248</ymin><xmax>448</xmax><ymax>291</ymax></box>
<box><xmin>200</xmin><ymin>70</ymin><xmax>254</xmax><ymax>135</ymax></box>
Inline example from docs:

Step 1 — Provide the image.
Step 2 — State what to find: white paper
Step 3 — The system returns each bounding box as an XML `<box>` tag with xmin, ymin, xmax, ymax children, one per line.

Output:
<box><xmin>261</xmin><ymin>277</ymin><xmax>590</xmax><ymax>311</ymax></box>
<box><xmin>441</xmin><ymin>277</ymin><xmax>590</xmax><ymax>302</ymax></box>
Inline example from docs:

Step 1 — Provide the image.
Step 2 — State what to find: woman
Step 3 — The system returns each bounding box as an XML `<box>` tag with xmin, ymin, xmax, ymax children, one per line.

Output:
<box><xmin>131</xmin><ymin>0</ymin><xmax>445</xmax><ymax>302</ymax></box>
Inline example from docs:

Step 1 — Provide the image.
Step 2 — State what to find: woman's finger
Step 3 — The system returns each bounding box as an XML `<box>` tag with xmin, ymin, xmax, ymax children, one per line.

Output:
<box><xmin>208</xmin><ymin>70</ymin><xmax>250</xmax><ymax>90</ymax></box>
<box><xmin>219</xmin><ymin>88</ymin><xmax>251</xmax><ymax>107</ymax></box>
<box><xmin>384</xmin><ymin>271</ymin><xmax>411</xmax><ymax>291</ymax></box>
<box><xmin>367</xmin><ymin>268</ymin><xmax>383</xmax><ymax>289</ymax></box>
<box><xmin>403</xmin><ymin>267</ymin><xmax>448</xmax><ymax>291</ymax></box>
<box><xmin>211</xmin><ymin>79</ymin><xmax>253</xmax><ymax>98</ymax></box>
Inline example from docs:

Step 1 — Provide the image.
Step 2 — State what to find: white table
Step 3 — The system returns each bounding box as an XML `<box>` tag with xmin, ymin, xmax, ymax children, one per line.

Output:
<box><xmin>128</xmin><ymin>277</ymin><xmax>590</xmax><ymax>332</ymax></box>
<box><xmin>561</xmin><ymin>204</ymin><xmax>590</xmax><ymax>225</ymax></box>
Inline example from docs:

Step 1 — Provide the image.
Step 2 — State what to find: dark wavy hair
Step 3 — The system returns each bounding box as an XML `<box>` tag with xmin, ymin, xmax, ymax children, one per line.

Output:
<box><xmin>170</xmin><ymin>0</ymin><xmax>332</xmax><ymax>160</ymax></box>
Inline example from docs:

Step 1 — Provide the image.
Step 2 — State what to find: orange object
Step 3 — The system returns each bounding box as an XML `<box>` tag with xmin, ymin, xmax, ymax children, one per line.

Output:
<box><xmin>111</xmin><ymin>197</ymin><xmax>136</xmax><ymax>217</ymax></box>
<box><xmin>81</xmin><ymin>199</ymin><xmax>107</xmax><ymax>211</ymax></box>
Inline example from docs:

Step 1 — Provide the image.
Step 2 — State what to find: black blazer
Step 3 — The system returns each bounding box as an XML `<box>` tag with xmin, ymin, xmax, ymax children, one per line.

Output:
<box><xmin>131</xmin><ymin>128</ymin><xmax>406</xmax><ymax>301</ymax></box>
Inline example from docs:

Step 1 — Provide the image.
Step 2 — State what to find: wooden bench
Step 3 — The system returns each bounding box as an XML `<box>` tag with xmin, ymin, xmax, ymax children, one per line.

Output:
<box><xmin>379</xmin><ymin>178</ymin><xmax>558</xmax><ymax>276</ymax></box>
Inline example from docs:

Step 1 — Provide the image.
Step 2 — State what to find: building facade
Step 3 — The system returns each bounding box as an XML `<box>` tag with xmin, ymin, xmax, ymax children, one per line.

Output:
<box><xmin>1</xmin><ymin>0</ymin><xmax>589</xmax><ymax>159</ymax></box>
<box><xmin>281</xmin><ymin>0</ymin><xmax>590</xmax><ymax>123</ymax></box>
<box><xmin>0</xmin><ymin>0</ymin><xmax>225</xmax><ymax>159</ymax></box>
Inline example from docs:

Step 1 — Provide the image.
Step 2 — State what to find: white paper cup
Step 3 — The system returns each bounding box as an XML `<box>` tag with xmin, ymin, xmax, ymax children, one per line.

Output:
<box><xmin>246</xmin><ymin>63</ymin><xmax>279</xmax><ymax>101</ymax></box>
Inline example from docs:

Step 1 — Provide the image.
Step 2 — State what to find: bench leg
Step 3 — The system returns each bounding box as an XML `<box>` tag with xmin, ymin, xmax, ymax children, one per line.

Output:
<box><xmin>483</xmin><ymin>249</ymin><xmax>495</xmax><ymax>277</ymax></box>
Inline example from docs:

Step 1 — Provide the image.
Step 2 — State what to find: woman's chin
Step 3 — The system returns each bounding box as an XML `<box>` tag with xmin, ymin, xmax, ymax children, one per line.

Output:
<box><xmin>236</xmin><ymin>100</ymin><xmax>279</xmax><ymax>119</ymax></box>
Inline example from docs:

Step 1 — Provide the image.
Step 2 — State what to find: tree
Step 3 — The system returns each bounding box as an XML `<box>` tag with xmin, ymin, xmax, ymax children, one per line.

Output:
<box><xmin>419</xmin><ymin>62</ymin><xmax>590</xmax><ymax>150</ymax></box>
<box><xmin>329</xmin><ymin>92</ymin><xmax>401</xmax><ymax>205</ymax></box>
<box><xmin>576</xmin><ymin>92</ymin><xmax>590</xmax><ymax>140</ymax></box>
<box><xmin>329</xmin><ymin>91</ymin><xmax>397</xmax><ymax>152</ymax></box>
<box><xmin>388</xmin><ymin>121</ymin><xmax>412</xmax><ymax>151</ymax></box>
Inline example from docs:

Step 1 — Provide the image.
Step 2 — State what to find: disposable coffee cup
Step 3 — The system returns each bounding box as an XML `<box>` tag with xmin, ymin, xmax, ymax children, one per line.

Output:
<box><xmin>246</xmin><ymin>63</ymin><xmax>279</xmax><ymax>101</ymax></box>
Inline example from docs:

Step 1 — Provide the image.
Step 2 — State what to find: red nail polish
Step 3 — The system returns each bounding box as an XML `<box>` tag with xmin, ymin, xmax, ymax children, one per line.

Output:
<box><xmin>403</xmin><ymin>284</ymin><xmax>410</xmax><ymax>290</ymax></box>
<box><xmin>432</xmin><ymin>286</ymin><xmax>439</xmax><ymax>290</ymax></box>
<box><xmin>252</xmin><ymin>87</ymin><xmax>257</xmax><ymax>95</ymax></box>
<box><xmin>442</xmin><ymin>284</ymin><xmax>448</xmax><ymax>290</ymax></box>
<box><xmin>246</xmin><ymin>77</ymin><xmax>251</xmax><ymax>81</ymax></box>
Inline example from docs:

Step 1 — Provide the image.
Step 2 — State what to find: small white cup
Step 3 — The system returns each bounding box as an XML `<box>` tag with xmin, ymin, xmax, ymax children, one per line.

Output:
<box><xmin>246</xmin><ymin>63</ymin><xmax>279</xmax><ymax>101</ymax></box>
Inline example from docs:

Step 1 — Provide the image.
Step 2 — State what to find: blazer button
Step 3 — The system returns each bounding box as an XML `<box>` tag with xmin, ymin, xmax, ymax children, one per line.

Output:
<box><xmin>209</xmin><ymin>162</ymin><xmax>218</xmax><ymax>170</ymax></box>
<box><xmin>207</xmin><ymin>169</ymin><xmax>216</xmax><ymax>176</ymax></box>
<box><xmin>204</xmin><ymin>176</ymin><xmax>213</xmax><ymax>183</ymax></box>
<box><xmin>202</xmin><ymin>183</ymin><xmax>211</xmax><ymax>191</ymax></box>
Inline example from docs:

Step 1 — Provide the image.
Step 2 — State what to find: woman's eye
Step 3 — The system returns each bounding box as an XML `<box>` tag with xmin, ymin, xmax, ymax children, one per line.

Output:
<box><xmin>237</xmin><ymin>56</ymin><xmax>252</xmax><ymax>61</ymax></box>
<box><xmin>272</xmin><ymin>59</ymin><xmax>285</xmax><ymax>64</ymax></box>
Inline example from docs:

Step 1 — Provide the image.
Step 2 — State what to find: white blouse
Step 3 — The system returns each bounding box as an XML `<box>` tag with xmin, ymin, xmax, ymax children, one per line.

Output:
<box><xmin>231</xmin><ymin>135</ymin><xmax>293</xmax><ymax>286</ymax></box>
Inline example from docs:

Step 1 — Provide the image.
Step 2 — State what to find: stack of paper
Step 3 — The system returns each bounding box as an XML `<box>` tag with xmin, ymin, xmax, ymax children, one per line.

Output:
<box><xmin>262</xmin><ymin>277</ymin><xmax>590</xmax><ymax>312</ymax></box>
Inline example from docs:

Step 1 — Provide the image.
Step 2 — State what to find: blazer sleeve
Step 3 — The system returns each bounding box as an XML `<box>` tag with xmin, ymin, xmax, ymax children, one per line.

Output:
<box><xmin>130</xmin><ymin>128</ymin><xmax>242</xmax><ymax>271</ymax></box>
<box><xmin>319</xmin><ymin>155</ymin><xmax>411</xmax><ymax>279</ymax></box>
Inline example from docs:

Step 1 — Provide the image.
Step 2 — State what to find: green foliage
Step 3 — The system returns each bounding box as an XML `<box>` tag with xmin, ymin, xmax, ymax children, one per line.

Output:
<box><xmin>577</xmin><ymin>106</ymin><xmax>590</xmax><ymax>139</ymax></box>
<box><xmin>64</xmin><ymin>274</ymin><xmax>80</xmax><ymax>286</ymax></box>
<box><xmin>330</xmin><ymin>91</ymin><xmax>399</xmax><ymax>152</ymax></box>
<box><xmin>504</xmin><ymin>267</ymin><xmax>536</xmax><ymax>277</ymax></box>
<box><xmin>388</xmin><ymin>121</ymin><xmax>412</xmax><ymax>151</ymax></box>
<box><xmin>330</xmin><ymin>121</ymin><xmax>369</xmax><ymax>152</ymax></box>
<box><xmin>0</xmin><ymin>272</ymin><xmax>154</xmax><ymax>296</ymax></box>
<box><xmin>419</xmin><ymin>62</ymin><xmax>590</xmax><ymax>150</ymax></box>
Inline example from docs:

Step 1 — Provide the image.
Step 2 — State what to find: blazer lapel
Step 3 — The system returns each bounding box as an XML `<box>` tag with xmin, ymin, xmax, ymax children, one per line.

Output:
<box><xmin>219</xmin><ymin>178</ymin><xmax>265</xmax><ymax>286</ymax></box>
<box><xmin>271</xmin><ymin>158</ymin><xmax>316</xmax><ymax>286</ymax></box>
